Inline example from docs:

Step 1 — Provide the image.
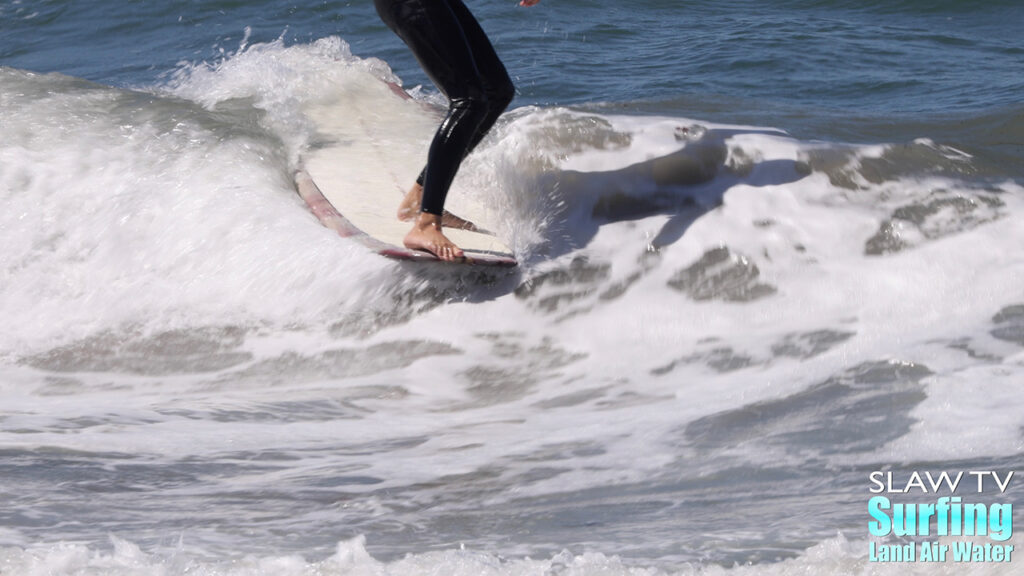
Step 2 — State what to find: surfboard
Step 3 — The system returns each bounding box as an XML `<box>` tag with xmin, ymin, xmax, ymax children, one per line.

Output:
<box><xmin>295</xmin><ymin>78</ymin><xmax>517</xmax><ymax>267</ymax></box>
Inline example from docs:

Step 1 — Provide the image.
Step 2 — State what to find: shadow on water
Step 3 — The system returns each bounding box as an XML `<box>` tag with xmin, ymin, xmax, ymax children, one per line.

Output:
<box><xmin>534</xmin><ymin>128</ymin><xmax>810</xmax><ymax>261</ymax></box>
<box><xmin>380</xmin><ymin>128</ymin><xmax>810</xmax><ymax>314</ymax></box>
<box><xmin>390</xmin><ymin>257</ymin><xmax>525</xmax><ymax>306</ymax></box>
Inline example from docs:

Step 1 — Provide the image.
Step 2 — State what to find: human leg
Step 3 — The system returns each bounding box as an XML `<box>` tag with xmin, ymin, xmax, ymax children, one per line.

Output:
<box><xmin>374</xmin><ymin>0</ymin><xmax>512</xmax><ymax>259</ymax></box>
<box><xmin>405</xmin><ymin>0</ymin><xmax>515</xmax><ymax>195</ymax></box>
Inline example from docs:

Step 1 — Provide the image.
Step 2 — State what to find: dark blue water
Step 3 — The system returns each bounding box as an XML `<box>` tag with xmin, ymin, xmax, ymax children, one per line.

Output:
<box><xmin>5</xmin><ymin>1</ymin><xmax>1021</xmax><ymax>174</ymax></box>
<box><xmin>3</xmin><ymin>1</ymin><xmax>1020</xmax><ymax>110</ymax></box>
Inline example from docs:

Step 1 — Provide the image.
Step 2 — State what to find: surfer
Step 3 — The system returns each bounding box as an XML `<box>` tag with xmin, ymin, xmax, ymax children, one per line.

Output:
<box><xmin>375</xmin><ymin>0</ymin><xmax>541</xmax><ymax>261</ymax></box>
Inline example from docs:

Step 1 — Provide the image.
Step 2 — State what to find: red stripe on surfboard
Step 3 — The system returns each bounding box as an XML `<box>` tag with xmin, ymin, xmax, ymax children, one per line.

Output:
<box><xmin>294</xmin><ymin>169</ymin><xmax>363</xmax><ymax>239</ymax></box>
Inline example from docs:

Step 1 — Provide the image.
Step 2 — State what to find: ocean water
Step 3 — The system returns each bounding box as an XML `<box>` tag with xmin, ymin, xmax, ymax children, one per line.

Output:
<box><xmin>2</xmin><ymin>0</ymin><xmax>1024</xmax><ymax>574</ymax></box>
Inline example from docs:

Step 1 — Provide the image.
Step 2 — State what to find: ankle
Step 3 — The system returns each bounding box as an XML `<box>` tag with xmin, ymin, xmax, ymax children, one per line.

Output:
<box><xmin>416</xmin><ymin>211</ymin><xmax>443</xmax><ymax>229</ymax></box>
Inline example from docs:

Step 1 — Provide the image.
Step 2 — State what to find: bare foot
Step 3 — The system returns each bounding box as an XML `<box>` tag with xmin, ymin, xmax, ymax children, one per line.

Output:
<box><xmin>404</xmin><ymin>212</ymin><xmax>465</xmax><ymax>262</ymax></box>
<box><xmin>397</xmin><ymin>183</ymin><xmax>478</xmax><ymax>231</ymax></box>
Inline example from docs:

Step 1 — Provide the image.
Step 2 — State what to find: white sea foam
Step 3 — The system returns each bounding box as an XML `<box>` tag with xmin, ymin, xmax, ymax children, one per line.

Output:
<box><xmin>2</xmin><ymin>37</ymin><xmax>1023</xmax><ymax>574</ymax></box>
<box><xmin>3</xmin><ymin>533</ymin><xmax>1024</xmax><ymax>576</ymax></box>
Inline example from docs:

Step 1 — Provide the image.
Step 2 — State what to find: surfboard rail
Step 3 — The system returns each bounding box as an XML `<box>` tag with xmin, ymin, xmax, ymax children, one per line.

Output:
<box><xmin>294</xmin><ymin>168</ymin><xmax>517</xmax><ymax>267</ymax></box>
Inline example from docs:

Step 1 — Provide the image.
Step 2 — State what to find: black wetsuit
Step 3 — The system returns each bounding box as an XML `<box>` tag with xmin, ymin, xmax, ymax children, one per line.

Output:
<box><xmin>374</xmin><ymin>0</ymin><xmax>515</xmax><ymax>215</ymax></box>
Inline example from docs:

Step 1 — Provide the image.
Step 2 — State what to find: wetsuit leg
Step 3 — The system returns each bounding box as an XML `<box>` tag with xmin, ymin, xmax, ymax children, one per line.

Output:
<box><xmin>445</xmin><ymin>0</ymin><xmax>515</xmax><ymax>151</ymax></box>
<box><xmin>375</xmin><ymin>0</ymin><xmax>515</xmax><ymax>215</ymax></box>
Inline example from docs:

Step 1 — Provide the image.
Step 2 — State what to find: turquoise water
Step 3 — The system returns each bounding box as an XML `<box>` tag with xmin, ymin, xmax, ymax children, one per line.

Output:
<box><xmin>2</xmin><ymin>1</ymin><xmax>1023</xmax><ymax>575</ymax></box>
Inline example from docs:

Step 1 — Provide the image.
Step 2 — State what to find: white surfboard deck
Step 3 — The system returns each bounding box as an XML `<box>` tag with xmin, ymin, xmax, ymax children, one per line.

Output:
<box><xmin>296</xmin><ymin>78</ymin><xmax>516</xmax><ymax>267</ymax></box>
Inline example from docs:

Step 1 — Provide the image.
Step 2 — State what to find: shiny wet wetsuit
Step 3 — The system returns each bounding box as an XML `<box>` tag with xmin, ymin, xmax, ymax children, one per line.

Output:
<box><xmin>374</xmin><ymin>0</ymin><xmax>515</xmax><ymax>215</ymax></box>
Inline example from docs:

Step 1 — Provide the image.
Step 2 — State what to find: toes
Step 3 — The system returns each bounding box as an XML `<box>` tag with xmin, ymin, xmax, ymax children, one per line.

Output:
<box><xmin>438</xmin><ymin>244</ymin><xmax>462</xmax><ymax>261</ymax></box>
